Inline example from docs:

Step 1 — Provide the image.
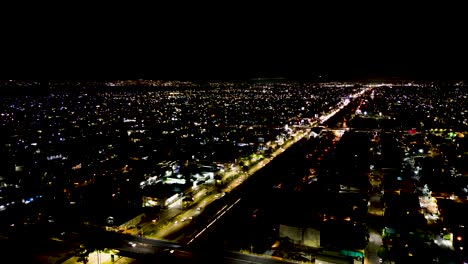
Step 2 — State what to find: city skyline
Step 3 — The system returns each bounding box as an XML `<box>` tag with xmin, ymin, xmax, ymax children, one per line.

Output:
<box><xmin>1</xmin><ymin>81</ymin><xmax>466</xmax><ymax>263</ymax></box>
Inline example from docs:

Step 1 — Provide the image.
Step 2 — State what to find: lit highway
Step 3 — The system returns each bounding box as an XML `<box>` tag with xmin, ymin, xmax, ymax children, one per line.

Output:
<box><xmin>61</xmin><ymin>87</ymin><xmax>374</xmax><ymax>264</ymax></box>
<box><xmin>143</xmin><ymin>128</ymin><xmax>312</xmax><ymax>242</ymax></box>
<box><xmin>116</xmin><ymin>88</ymin><xmax>372</xmax><ymax>254</ymax></box>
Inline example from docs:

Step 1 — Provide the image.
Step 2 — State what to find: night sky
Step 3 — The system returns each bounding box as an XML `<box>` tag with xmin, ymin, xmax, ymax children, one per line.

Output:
<box><xmin>1</xmin><ymin>5</ymin><xmax>467</xmax><ymax>81</ymax></box>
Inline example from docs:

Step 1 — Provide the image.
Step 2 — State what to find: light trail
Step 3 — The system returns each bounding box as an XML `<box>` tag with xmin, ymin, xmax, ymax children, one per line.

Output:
<box><xmin>187</xmin><ymin>198</ymin><xmax>242</xmax><ymax>245</ymax></box>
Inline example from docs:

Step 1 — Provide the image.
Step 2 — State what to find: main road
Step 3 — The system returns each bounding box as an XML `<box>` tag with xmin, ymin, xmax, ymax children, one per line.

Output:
<box><xmin>84</xmin><ymin>86</ymin><xmax>373</xmax><ymax>263</ymax></box>
<box><xmin>142</xmin><ymin>88</ymin><xmax>372</xmax><ymax>242</ymax></box>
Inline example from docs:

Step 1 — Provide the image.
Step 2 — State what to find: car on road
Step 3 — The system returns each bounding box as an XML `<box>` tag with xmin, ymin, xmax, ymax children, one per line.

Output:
<box><xmin>215</xmin><ymin>192</ymin><xmax>226</xmax><ymax>198</ymax></box>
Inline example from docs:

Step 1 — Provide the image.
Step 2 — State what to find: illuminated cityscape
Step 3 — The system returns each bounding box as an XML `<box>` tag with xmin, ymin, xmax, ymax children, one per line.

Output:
<box><xmin>1</xmin><ymin>5</ymin><xmax>467</xmax><ymax>264</ymax></box>
<box><xmin>0</xmin><ymin>79</ymin><xmax>466</xmax><ymax>264</ymax></box>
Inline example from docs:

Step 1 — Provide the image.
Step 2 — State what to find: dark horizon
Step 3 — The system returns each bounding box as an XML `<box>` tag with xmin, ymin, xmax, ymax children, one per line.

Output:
<box><xmin>3</xmin><ymin>45</ymin><xmax>467</xmax><ymax>82</ymax></box>
<box><xmin>1</xmin><ymin>5</ymin><xmax>467</xmax><ymax>83</ymax></box>
<box><xmin>2</xmin><ymin>62</ymin><xmax>467</xmax><ymax>83</ymax></box>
